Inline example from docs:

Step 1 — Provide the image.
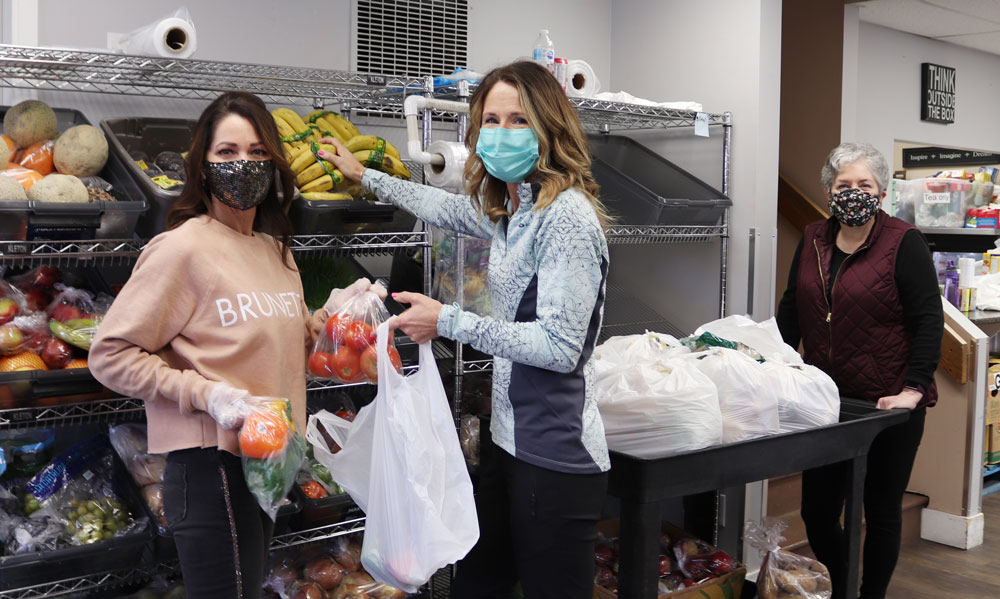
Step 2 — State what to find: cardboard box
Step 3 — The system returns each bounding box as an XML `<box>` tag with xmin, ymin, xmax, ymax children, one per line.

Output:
<box><xmin>989</xmin><ymin>424</ymin><xmax>1000</xmax><ymax>465</ymax></box>
<box><xmin>986</xmin><ymin>359</ymin><xmax>1000</xmax><ymax>426</ymax></box>
<box><xmin>593</xmin><ymin>519</ymin><xmax>745</xmax><ymax>599</ymax></box>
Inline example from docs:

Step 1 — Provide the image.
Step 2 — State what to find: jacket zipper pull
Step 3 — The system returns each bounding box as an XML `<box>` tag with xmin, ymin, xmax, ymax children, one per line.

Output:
<box><xmin>826</xmin><ymin>312</ymin><xmax>831</xmax><ymax>323</ymax></box>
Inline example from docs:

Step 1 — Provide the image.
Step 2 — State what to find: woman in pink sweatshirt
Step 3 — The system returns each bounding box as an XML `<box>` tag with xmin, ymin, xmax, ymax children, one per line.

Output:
<box><xmin>89</xmin><ymin>91</ymin><xmax>373</xmax><ymax>599</ymax></box>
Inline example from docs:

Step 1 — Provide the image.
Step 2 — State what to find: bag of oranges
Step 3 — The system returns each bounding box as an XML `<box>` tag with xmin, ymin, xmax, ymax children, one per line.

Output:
<box><xmin>307</xmin><ymin>289</ymin><xmax>400</xmax><ymax>384</ymax></box>
<box><xmin>239</xmin><ymin>397</ymin><xmax>306</xmax><ymax>521</ymax></box>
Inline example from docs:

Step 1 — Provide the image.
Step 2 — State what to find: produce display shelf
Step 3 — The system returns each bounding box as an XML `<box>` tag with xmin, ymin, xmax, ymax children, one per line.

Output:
<box><xmin>605</xmin><ymin>224</ymin><xmax>726</xmax><ymax>244</ymax></box>
<box><xmin>572</xmin><ymin>99</ymin><xmax>730</xmax><ymax>131</ymax></box>
<box><xmin>305</xmin><ymin>362</ymin><xmax>420</xmax><ymax>391</ymax></box>
<box><xmin>269</xmin><ymin>516</ymin><xmax>366</xmax><ymax>551</ymax></box>
<box><xmin>0</xmin><ymin>45</ymin><xmax>425</xmax><ymax>107</ymax></box>
<box><xmin>919</xmin><ymin>227</ymin><xmax>998</xmax><ymax>236</ymax></box>
<box><xmin>0</xmin><ymin>397</ymin><xmax>144</xmax><ymax>429</ymax></box>
<box><xmin>0</xmin><ymin>232</ymin><xmax>429</xmax><ymax>265</ymax></box>
<box><xmin>0</xmin><ymin>558</ymin><xmax>179</xmax><ymax>599</ymax></box>
<box><xmin>601</xmin><ymin>283</ymin><xmax>687</xmax><ymax>342</ymax></box>
<box><xmin>461</xmin><ymin>359</ymin><xmax>493</xmax><ymax>374</ymax></box>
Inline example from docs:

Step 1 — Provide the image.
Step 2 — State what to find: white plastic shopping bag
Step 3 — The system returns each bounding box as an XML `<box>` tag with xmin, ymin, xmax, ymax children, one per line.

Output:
<box><xmin>684</xmin><ymin>348</ymin><xmax>780</xmax><ymax>443</ymax></box>
<box><xmin>761</xmin><ymin>362</ymin><xmax>840</xmax><ymax>433</ymax></box>
<box><xmin>694</xmin><ymin>315</ymin><xmax>804</xmax><ymax>365</ymax></box>
<box><xmin>306</xmin><ymin>322</ymin><xmax>479</xmax><ymax>592</ymax></box>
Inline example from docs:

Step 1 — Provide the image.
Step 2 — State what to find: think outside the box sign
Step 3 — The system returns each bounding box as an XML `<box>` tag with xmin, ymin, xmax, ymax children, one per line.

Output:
<box><xmin>921</xmin><ymin>62</ymin><xmax>955</xmax><ymax>124</ymax></box>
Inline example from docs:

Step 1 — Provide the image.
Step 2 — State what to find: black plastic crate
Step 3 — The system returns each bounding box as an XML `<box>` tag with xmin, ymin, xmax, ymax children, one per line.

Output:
<box><xmin>0</xmin><ymin>446</ymin><xmax>153</xmax><ymax>590</ymax></box>
<box><xmin>289</xmin><ymin>195</ymin><xmax>417</xmax><ymax>236</ymax></box>
<box><xmin>588</xmin><ymin>134</ymin><xmax>730</xmax><ymax>226</ymax></box>
<box><xmin>291</xmin><ymin>482</ymin><xmax>363</xmax><ymax>528</ymax></box>
<box><xmin>0</xmin><ymin>107</ymin><xmax>147</xmax><ymax>241</ymax></box>
<box><xmin>99</xmin><ymin>117</ymin><xmax>194</xmax><ymax>239</ymax></box>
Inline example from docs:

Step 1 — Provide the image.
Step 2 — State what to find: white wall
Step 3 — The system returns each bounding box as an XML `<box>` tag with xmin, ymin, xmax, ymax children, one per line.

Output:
<box><xmin>846</xmin><ymin>19</ymin><xmax>1000</xmax><ymax>167</ymax></box>
<box><xmin>609</xmin><ymin>0</ymin><xmax>783</xmax><ymax>322</ymax></box>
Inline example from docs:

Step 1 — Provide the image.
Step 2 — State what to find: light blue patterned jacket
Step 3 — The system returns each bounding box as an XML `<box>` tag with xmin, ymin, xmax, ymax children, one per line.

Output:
<box><xmin>363</xmin><ymin>169</ymin><xmax>610</xmax><ymax>473</ymax></box>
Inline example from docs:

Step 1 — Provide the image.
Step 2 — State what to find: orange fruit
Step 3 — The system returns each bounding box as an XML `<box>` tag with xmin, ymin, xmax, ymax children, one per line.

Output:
<box><xmin>0</xmin><ymin>352</ymin><xmax>48</xmax><ymax>372</ymax></box>
<box><xmin>238</xmin><ymin>409</ymin><xmax>289</xmax><ymax>459</ymax></box>
<box><xmin>65</xmin><ymin>358</ymin><xmax>88</xmax><ymax>369</ymax></box>
<box><xmin>17</xmin><ymin>141</ymin><xmax>53</xmax><ymax>175</ymax></box>
<box><xmin>3</xmin><ymin>166</ymin><xmax>43</xmax><ymax>191</ymax></box>
<box><xmin>0</xmin><ymin>135</ymin><xmax>16</xmax><ymax>156</ymax></box>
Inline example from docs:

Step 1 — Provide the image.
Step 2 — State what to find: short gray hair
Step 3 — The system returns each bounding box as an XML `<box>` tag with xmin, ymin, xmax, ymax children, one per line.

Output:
<box><xmin>820</xmin><ymin>142</ymin><xmax>889</xmax><ymax>194</ymax></box>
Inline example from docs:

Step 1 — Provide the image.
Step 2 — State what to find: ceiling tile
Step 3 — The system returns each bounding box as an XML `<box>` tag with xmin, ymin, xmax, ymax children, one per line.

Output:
<box><xmin>857</xmin><ymin>0</ymin><xmax>999</xmax><ymax>37</ymax></box>
<box><xmin>935</xmin><ymin>29</ymin><xmax>1000</xmax><ymax>54</ymax></box>
<box><xmin>924</xmin><ymin>0</ymin><xmax>1000</xmax><ymax>25</ymax></box>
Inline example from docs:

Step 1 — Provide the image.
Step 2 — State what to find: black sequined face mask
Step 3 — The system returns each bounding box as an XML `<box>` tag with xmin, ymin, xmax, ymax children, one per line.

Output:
<box><xmin>203</xmin><ymin>160</ymin><xmax>274</xmax><ymax>211</ymax></box>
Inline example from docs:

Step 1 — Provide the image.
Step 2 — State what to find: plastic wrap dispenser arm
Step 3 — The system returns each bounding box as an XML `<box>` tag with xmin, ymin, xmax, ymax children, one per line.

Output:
<box><xmin>403</xmin><ymin>95</ymin><xmax>470</xmax><ymax>165</ymax></box>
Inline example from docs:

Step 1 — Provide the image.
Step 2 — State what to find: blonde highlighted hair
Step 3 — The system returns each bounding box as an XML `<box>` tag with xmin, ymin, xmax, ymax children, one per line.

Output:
<box><xmin>462</xmin><ymin>61</ymin><xmax>612</xmax><ymax>230</ymax></box>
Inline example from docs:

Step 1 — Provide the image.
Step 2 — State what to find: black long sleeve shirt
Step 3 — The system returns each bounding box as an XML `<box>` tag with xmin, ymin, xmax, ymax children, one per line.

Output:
<box><xmin>775</xmin><ymin>229</ymin><xmax>944</xmax><ymax>390</ymax></box>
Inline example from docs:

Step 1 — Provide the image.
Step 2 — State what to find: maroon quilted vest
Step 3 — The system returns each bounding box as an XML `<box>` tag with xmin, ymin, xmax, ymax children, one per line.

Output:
<box><xmin>797</xmin><ymin>211</ymin><xmax>938</xmax><ymax>408</ymax></box>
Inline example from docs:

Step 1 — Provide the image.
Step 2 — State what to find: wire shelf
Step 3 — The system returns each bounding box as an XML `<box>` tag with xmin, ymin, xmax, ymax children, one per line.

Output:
<box><xmin>600</xmin><ymin>283</ymin><xmax>688</xmax><ymax>342</ymax></box>
<box><xmin>605</xmin><ymin>225</ymin><xmax>726</xmax><ymax>245</ymax></box>
<box><xmin>573</xmin><ymin>99</ymin><xmax>729</xmax><ymax>131</ymax></box>
<box><xmin>461</xmin><ymin>359</ymin><xmax>493</xmax><ymax>374</ymax></box>
<box><xmin>0</xmin><ymin>558</ymin><xmax>179</xmax><ymax>599</ymax></box>
<box><xmin>269</xmin><ymin>517</ymin><xmax>366</xmax><ymax>551</ymax></box>
<box><xmin>0</xmin><ymin>397</ymin><xmax>145</xmax><ymax>429</ymax></box>
<box><xmin>0</xmin><ymin>45</ymin><xmax>426</xmax><ymax>107</ymax></box>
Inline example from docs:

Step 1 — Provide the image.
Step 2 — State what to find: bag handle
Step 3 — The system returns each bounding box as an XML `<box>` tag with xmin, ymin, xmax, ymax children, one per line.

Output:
<box><xmin>376</xmin><ymin>320</ymin><xmax>407</xmax><ymax>386</ymax></box>
<box><xmin>306</xmin><ymin>410</ymin><xmax>350</xmax><ymax>462</ymax></box>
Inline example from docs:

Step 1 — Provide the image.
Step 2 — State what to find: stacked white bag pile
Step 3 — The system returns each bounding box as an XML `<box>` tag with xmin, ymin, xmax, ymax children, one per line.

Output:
<box><xmin>594</xmin><ymin>316</ymin><xmax>840</xmax><ymax>458</ymax></box>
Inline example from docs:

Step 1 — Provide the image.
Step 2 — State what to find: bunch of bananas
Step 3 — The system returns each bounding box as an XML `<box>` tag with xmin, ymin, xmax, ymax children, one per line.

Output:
<box><xmin>271</xmin><ymin>107</ymin><xmax>410</xmax><ymax>201</ymax></box>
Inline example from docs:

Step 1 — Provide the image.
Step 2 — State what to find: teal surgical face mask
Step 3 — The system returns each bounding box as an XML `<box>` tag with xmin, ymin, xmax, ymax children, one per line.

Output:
<box><xmin>475</xmin><ymin>127</ymin><xmax>540</xmax><ymax>183</ymax></box>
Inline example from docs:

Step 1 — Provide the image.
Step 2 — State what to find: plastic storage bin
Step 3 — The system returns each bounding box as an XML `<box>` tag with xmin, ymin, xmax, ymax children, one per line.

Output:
<box><xmin>291</xmin><ymin>483</ymin><xmax>363</xmax><ymax>528</ymax></box>
<box><xmin>0</xmin><ymin>108</ymin><xmax>147</xmax><ymax>241</ymax></box>
<box><xmin>288</xmin><ymin>195</ymin><xmax>417</xmax><ymax>236</ymax></box>
<box><xmin>588</xmin><ymin>135</ymin><xmax>731</xmax><ymax>226</ymax></box>
<box><xmin>100</xmin><ymin>117</ymin><xmax>195</xmax><ymax>239</ymax></box>
<box><xmin>897</xmin><ymin>177</ymin><xmax>994</xmax><ymax>229</ymax></box>
<box><xmin>0</xmin><ymin>449</ymin><xmax>153</xmax><ymax>590</ymax></box>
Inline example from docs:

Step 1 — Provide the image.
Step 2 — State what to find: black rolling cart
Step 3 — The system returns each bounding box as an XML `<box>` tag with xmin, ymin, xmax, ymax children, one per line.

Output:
<box><xmin>608</xmin><ymin>398</ymin><xmax>909</xmax><ymax>599</ymax></box>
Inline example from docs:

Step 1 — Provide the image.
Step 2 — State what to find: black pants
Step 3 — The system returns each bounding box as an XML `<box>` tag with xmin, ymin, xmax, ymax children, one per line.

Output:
<box><xmin>163</xmin><ymin>448</ymin><xmax>274</xmax><ymax>599</ymax></box>
<box><xmin>801</xmin><ymin>407</ymin><xmax>926</xmax><ymax>599</ymax></box>
<box><xmin>451</xmin><ymin>436</ymin><xmax>608</xmax><ymax>599</ymax></box>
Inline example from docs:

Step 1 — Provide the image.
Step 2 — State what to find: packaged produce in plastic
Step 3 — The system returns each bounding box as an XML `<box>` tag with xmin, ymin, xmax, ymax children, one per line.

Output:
<box><xmin>21</xmin><ymin>434</ymin><xmax>148</xmax><ymax>547</ymax></box>
<box><xmin>594</xmin><ymin>333</ymin><xmax>722</xmax><ymax>457</ymax></box>
<box><xmin>45</xmin><ymin>283</ymin><xmax>110</xmax><ymax>351</ymax></box>
<box><xmin>683</xmin><ymin>347</ymin><xmax>780</xmax><ymax>443</ymax></box>
<box><xmin>239</xmin><ymin>397</ymin><xmax>306</xmax><ymax>521</ymax></box>
<box><xmin>8</xmin><ymin>265</ymin><xmax>59</xmax><ymax>312</ymax></box>
<box><xmin>432</xmin><ymin>227</ymin><xmax>491</xmax><ymax>317</ymax></box>
<box><xmin>459</xmin><ymin>414</ymin><xmax>480</xmax><ymax>467</ymax></box>
<box><xmin>307</xmin><ymin>289</ymin><xmax>397</xmax><ymax>384</ymax></box>
<box><xmin>108</xmin><ymin>423</ymin><xmax>167</xmax><ymax>528</ymax></box>
<box><xmin>0</xmin><ymin>428</ymin><xmax>55</xmax><ymax>478</ymax></box>
<box><xmin>747</xmin><ymin>519</ymin><xmax>832</xmax><ymax>599</ymax></box>
<box><xmin>761</xmin><ymin>362</ymin><xmax>840</xmax><ymax>433</ymax></box>
<box><xmin>16</xmin><ymin>140</ymin><xmax>54</xmax><ymax>175</ymax></box>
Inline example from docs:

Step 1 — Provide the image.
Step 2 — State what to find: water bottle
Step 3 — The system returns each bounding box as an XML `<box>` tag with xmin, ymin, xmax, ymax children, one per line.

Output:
<box><xmin>532</xmin><ymin>29</ymin><xmax>555</xmax><ymax>73</ymax></box>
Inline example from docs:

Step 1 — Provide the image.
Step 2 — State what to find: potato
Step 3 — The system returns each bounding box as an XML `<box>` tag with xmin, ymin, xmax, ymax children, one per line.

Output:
<box><xmin>291</xmin><ymin>581</ymin><xmax>325</xmax><ymax>599</ymax></box>
<box><xmin>28</xmin><ymin>174</ymin><xmax>88</xmax><ymax>203</ymax></box>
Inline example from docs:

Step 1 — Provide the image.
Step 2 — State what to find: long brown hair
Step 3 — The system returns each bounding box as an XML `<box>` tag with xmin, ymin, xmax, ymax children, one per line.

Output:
<box><xmin>463</xmin><ymin>61</ymin><xmax>611</xmax><ymax>229</ymax></box>
<box><xmin>167</xmin><ymin>91</ymin><xmax>297</xmax><ymax>268</ymax></box>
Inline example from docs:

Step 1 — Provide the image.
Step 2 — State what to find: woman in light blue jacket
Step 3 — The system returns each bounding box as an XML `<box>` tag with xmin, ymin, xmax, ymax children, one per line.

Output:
<box><xmin>322</xmin><ymin>60</ymin><xmax>612</xmax><ymax>599</ymax></box>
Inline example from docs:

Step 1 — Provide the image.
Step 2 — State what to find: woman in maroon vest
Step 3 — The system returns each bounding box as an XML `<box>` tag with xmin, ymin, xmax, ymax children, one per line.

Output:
<box><xmin>776</xmin><ymin>142</ymin><xmax>943</xmax><ymax>599</ymax></box>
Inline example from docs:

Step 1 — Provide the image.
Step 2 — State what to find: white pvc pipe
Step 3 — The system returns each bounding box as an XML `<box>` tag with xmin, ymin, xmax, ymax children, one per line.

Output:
<box><xmin>404</xmin><ymin>95</ymin><xmax>470</xmax><ymax>165</ymax></box>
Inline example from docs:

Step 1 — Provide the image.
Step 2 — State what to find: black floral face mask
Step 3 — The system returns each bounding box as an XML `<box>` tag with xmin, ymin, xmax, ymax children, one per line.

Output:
<box><xmin>829</xmin><ymin>188</ymin><xmax>880</xmax><ymax>227</ymax></box>
<box><xmin>203</xmin><ymin>160</ymin><xmax>273</xmax><ymax>211</ymax></box>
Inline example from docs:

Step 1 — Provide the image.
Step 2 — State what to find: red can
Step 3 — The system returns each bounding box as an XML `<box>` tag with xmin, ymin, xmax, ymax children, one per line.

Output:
<box><xmin>554</xmin><ymin>57</ymin><xmax>569</xmax><ymax>92</ymax></box>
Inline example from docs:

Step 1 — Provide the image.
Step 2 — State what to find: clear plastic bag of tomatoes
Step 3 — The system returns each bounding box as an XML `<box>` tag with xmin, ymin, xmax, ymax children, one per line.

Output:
<box><xmin>239</xmin><ymin>397</ymin><xmax>307</xmax><ymax>521</ymax></box>
<box><xmin>307</xmin><ymin>289</ymin><xmax>401</xmax><ymax>384</ymax></box>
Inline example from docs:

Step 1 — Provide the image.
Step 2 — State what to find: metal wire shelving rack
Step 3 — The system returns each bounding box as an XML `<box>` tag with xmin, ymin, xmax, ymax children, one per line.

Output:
<box><xmin>0</xmin><ymin>43</ymin><xmax>730</xmax><ymax>597</ymax></box>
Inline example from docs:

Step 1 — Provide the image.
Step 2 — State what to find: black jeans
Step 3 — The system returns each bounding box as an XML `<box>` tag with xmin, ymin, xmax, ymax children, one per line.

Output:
<box><xmin>801</xmin><ymin>407</ymin><xmax>926</xmax><ymax>599</ymax></box>
<box><xmin>163</xmin><ymin>447</ymin><xmax>274</xmax><ymax>599</ymax></box>
<box><xmin>451</xmin><ymin>436</ymin><xmax>608</xmax><ymax>599</ymax></box>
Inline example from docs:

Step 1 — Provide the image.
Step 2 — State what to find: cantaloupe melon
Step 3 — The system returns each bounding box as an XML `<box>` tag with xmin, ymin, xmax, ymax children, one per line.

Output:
<box><xmin>0</xmin><ymin>173</ymin><xmax>27</xmax><ymax>201</ymax></box>
<box><xmin>53</xmin><ymin>124</ymin><xmax>108</xmax><ymax>177</ymax></box>
<box><xmin>3</xmin><ymin>100</ymin><xmax>57</xmax><ymax>148</ymax></box>
<box><xmin>0</xmin><ymin>139</ymin><xmax>9</xmax><ymax>170</ymax></box>
<box><xmin>27</xmin><ymin>174</ymin><xmax>88</xmax><ymax>203</ymax></box>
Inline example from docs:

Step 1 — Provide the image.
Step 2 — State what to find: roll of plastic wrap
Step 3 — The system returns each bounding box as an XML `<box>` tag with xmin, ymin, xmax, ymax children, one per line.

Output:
<box><xmin>423</xmin><ymin>140</ymin><xmax>470</xmax><ymax>191</ymax></box>
<box><xmin>566</xmin><ymin>60</ymin><xmax>601</xmax><ymax>98</ymax></box>
<box><xmin>117</xmin><ymin>9</ymin><xmax>197</xmax><ymax>59</ymax></box>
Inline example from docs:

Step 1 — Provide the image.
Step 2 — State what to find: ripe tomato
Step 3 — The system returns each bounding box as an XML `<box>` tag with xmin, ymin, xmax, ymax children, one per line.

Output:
<box><xmin>300</xmin><ymin>480</ymin><xmax>328</xmax><ymax>499</ymax></box>
<box><xmin>360</xmin><ymin>344</ymin><xmax>402</xmax><ymax>382</ymax></box>
<box><xmin>329</xmin><ymin>346</ymin><xmax>362</xmax><ymax>383</ymax></box>
<box><xmin>238</xmin><ymin>410</ymin><xmax>289</xmax><ymax>459</ymax></box>
<box><xmin>325</xmin><ymin>313</ymin><xmax>351</xmax><ymax>345</ymax></box>
<box><xmin>344</xmin><ymin>321</ymin><xmax>375</xmax><ymax>351</ymax></box>
<box><xmin>334</xmin><ymin>408</ymin><xmax>356</xmax><ymax>422</ymax></box>
<box><xmin>307</xmin><ymin>351</ymin><xmax>332</xmax><ymax>377</ymax></box>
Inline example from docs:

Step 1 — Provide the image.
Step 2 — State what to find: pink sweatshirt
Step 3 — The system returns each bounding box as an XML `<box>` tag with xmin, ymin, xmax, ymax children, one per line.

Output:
<box><xmin>89</xmin><ymin>215</ymin><xmax>321</xmax><ymax>455</ymax></box>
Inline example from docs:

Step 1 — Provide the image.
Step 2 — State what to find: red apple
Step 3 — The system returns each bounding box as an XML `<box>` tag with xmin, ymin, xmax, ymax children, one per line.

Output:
<box><xmin>707</xmin><ymin>551</ymin><xmax>734</xmax><ymax>575</ymax></box>
<box><xmin>50</xmin><ymin>303</ymin><xmax>84</xmax><ymax>323</ymax></box>
<box><xmin>32</xmin><ymin>266</ymin><xmax>58</xmax><ymax>288</ymax></box>
<box><xmin>0</xmin><ymin>324</ymin><xmax>24</xmax><ymax>354</ymax></box>
<box><xmin>19</xmin><ymin>286</ymin><xmax>48</xmax><ymax>312</ymax></box>
<box><xmin>40</xmin><ymin>337</ymin><xmax>72</xmax><ymax>369</ymax></box>
<box><xmin>0</xmin><ymin>298</ymin><xmax>17</xmax><ymax>326</ymax></box>
<box><xmin>658</xmin><ymin>555</ymin><xmax>672</xmax><ymax>577</ymax></box>
<box><xmin>595</xmin><ymin>544</ymin><xmax>614</xmax><ymax>567</ymax></box>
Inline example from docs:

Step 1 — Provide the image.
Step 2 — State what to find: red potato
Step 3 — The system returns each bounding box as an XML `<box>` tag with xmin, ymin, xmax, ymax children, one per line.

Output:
<box><xmin>305</xmin><ymin>556</ymin><xmax>347</xmax><ymax>589</ymax></box>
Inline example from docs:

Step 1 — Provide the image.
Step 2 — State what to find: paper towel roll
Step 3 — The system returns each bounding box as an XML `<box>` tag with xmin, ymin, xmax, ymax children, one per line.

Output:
<box><xmin>119</xmin><ymin>13</ymin><xmax>197</xmax><ymax>59</ymax></box>
<box><xmin>423</xmin><ymin>140</ymin><xmax>470</xmax><ymax>191</ymax></box>
<box><xmin>566</xmin><ymin>60</ymin><xmax>601</xmax><ymax>98</ymax></box>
